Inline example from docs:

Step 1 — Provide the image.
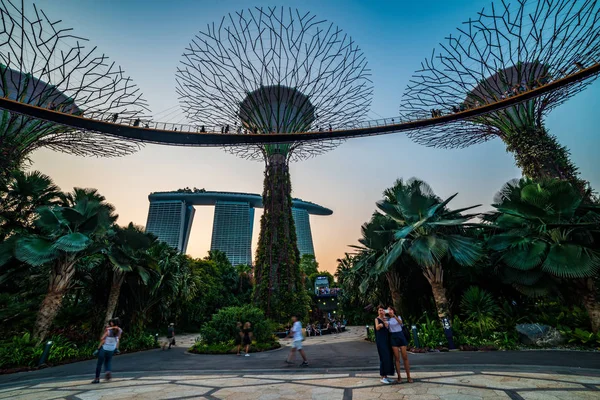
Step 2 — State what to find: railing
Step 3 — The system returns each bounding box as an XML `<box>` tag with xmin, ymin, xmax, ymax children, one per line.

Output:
<box><xmin>1</xmin><ymin>59</ymin><xmax>599</xmax><ymax>146</ymax></box>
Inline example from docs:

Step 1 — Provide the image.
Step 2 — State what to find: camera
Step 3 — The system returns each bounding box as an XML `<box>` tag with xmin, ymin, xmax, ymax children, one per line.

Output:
<box><xmin>384</xmin><ymin>308</ymin><xmax>390</xmax><ymax>318</ymax></box>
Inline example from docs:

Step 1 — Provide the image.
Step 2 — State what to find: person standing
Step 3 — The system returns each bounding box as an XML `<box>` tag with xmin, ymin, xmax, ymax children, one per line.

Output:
<box><xmin>242</xmin><ymin>322</ymin><xmax>253</xmax><ymax>357</ymax></box>
<box><xmin>387</xmin><ymin>307</ymin><xmax>412</xmax><ymax>383</ymax></box>
<box><xmin>235</xmin><ymin>322</ymin><xmax>243</xmax><ymax>356</ymax></box>
<box><xmin>167</xmin><ymin>323</ymin><xmax>176</xmax><ymax>349</ymax></box>
<box><xmin>285</xmin><ymin>316</ymin><xmax>308</xmax><ymax>366</ymax></box>
<box><xmin>91</xmin><ymin>322</ymin><xmax>120</xmax><ymax>383</ymax></box>
<box><xmin>375</xmin><ymin>305</ymin><xmax>395</xmax><ymax>384</ymax></box>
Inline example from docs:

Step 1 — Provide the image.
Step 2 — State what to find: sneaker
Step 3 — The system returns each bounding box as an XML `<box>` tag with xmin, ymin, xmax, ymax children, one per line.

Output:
<box><xmin>285</xmin><ymin>359</ymin><xmax>293</xmax><ymax>364</ymax></box>
<box><xmin>91</xmin><ymin>379</ymin><xmax>100</xmax><ymax>384</ymax></box>
<box><xmin>380</xmin><ymin>378</ymin><xmax>390</xmax><ymax>384</ymax></box>
<box><xmin>300</xmin><ymin>361</ymin><xmax>309</xmax><ymax>367</ymax></box>
<box><xmin>244</xmin><ymin>353</ymin><xmax>250</xmax><ymax>357</ymax></box>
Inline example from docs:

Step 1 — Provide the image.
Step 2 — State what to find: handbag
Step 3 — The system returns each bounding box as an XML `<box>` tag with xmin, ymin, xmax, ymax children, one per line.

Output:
<box><xmin>402</xmin><ymin>324</ymin><xmax>411</xmax><ymax>343</ymax></box>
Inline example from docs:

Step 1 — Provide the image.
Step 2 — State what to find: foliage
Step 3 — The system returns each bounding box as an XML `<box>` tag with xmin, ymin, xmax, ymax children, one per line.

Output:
<box><xmin>199</xmin><ymin>305</ymin><xmax>277</xmax><ymax>345</ymax></box>
<box><xmin>300</xmin><ymin>254</ymin><xmax>319</xmax><ymax>277</ymax></box>
<box><xmin>253</xmin><ymin>160</ymin><xmax>307</xmax><ymax>322</ymax></box>
<box><xmin>460</xmin><ymin>286</ymin><xmax>500</xmax><ymax>336</ymax></box>
<box><xmin>0</xmin><ymin>331</ymin><xmax>156</xmax><ymax>370</ymax></box>
<box><xmin>558</xmin><ymin>327</ymin><xmax>600</xmax><ymax>347</ymax></box>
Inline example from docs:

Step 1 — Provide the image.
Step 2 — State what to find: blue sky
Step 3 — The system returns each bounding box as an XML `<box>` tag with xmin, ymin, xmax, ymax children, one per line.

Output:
<box><xmin>31</xmin><ymin>0</ymin><xmax>600</xmax><ymax>272</ymax></box>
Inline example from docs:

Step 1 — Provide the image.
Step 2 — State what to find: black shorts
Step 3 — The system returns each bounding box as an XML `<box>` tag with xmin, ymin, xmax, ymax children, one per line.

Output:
<box><xmin>242</xmin><ymin>335</ymin><xmax>251</xmax><ymax>345</ymax></box>
<box><xmin>390</xmin><ymin>332</ymin><xmax>408</xmax><ymax>347</ymax></box>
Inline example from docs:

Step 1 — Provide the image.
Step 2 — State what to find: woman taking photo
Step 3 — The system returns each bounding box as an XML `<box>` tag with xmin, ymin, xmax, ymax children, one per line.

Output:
<box><xmin>374</xmin><ymin>305</ymin><xmax>395</xmax><ymax>384</ymax></box>
<box><xmin>91</xmin><ymin>318</ymin><xmax>121</xmax><ymax>383</ymax></box>
<box><xmin>387</xmin><ymin>306</ymin><xmax>412</xmax><ymax>383</ymax></box>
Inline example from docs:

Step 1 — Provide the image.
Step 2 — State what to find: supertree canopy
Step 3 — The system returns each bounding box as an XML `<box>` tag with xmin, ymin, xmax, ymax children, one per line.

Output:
<box><xmin>0</xmin><ymin>0</ymin><xmax>149</xmax><ymax>177</ymax></box>
<box><xmin>176</xmin><ymin>6</ymin><xmax>373</xmax><ymax>320</ymax></box>
<box><xmin>399</xmin><ymin>0</ymin><xmax>600</xmax><ymax>196</ymax></box>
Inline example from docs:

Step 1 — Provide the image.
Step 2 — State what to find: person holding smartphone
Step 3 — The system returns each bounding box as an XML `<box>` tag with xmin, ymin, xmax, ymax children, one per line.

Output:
<box><xmin>387</xmin><ymin>306</ymin><xmax>413</xmax><ymax>383</ymax></box>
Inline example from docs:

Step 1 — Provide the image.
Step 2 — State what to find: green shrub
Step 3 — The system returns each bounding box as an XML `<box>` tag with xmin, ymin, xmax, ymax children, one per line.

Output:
<box><xmin>199</xmin><ymin>305</ymin><xmax>276</xmax><ymax>345</ymax></box>
<box><xmin>460</xmin><ymin>286</ymin><xmax>499</xmax><ymax>337</ymax></box>
<box><xmin>559</xmin><ymin>327</ymin><xmax>600</xmax><ymax>347</ymax></box>
<box><xmin>415</xmin><ymin>315</ymin><xmax>446</xmax><ymax>348</ymax></box>
<box><xmin>0</xmin><ymin>331</ymin><xmax>157</xmax><ymax>370</ymax></box>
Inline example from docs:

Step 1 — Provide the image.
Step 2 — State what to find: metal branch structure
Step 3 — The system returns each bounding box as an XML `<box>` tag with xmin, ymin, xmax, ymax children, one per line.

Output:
<box><xmin>175</xmin><ymin>6</ymin><xmax>373</xmax><ymax>162</ymax></box>
<box><xmin>175</xmin><ymin>7</ymin><xmax>372</xmax><ymax>320</ymax></box>
<box><xmin>399</xmin><ymin>0</ymin><xmax>600</xmax><ymax>194</ymax></box>
<box><xmin>0</xmin><ymin>0</ymin><xmax>149</xmax><ymax>176</ymax></box>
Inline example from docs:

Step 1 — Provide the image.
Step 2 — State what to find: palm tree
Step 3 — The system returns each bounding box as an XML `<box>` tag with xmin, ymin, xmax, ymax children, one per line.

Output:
<box><xmin>235</xmin><ymin>264</ymin><xmax>253</xmax><ymax>293</ymax></box>
<box><xmin>0</xmin><ymin>188</ymin><xmax>116</xmax><ymax>341</ymax></box>
<box><xmin>103</xmin><ymin>223</ymin><xmax>157</xmax><ymax>327</ymax></box>
<box><xmin>485</xmin><ymin>178</ymin><xmax>600</xmax><ymax>332</ymax></box>
<box><xmin>353</xmin><ymin>212</ymin><xmax>406</xmax><ymax>312</ymax></box>
<box><xmin>375</xmin><ymin>178</ymin><xmax>483</xmax><ymax>323</ymax></box>
<box><xmin>0</xmin><ymin>170</ymin><xmax>65</xmax><ymax>241</ymax></box>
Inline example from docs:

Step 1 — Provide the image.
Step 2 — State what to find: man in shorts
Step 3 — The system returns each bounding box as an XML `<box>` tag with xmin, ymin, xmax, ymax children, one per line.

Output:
<box><xmin>285</xmin><ymin>315</ymin><xmax>308</xmax><ymax>366</ymax></box>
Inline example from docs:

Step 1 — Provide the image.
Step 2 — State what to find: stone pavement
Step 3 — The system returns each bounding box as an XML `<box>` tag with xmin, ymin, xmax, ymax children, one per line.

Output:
<box><xmin>1</xmin><ymin>327</ymin><xmax>599</xmax><ymax>399</ymax></box>
<box><xmin>2</xmin><ymin>368</ymin><xmax>600</xmax><ymax>399</ymax></box>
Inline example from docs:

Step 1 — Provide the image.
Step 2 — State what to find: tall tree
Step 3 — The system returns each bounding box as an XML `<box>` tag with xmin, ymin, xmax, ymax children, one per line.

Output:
<box><xmin>0</xmin><ymin>188</ymin><xmax>116</xmax><ymax>341</ymax></box>
<box><xmin>375</xmin><ymin>178</ymin><xmax>483</xmax><ymax>324</ymax></box>
<box><xmin>104</xmin><ymin>223</ymin><xmax>157</xmax><ymax>327</ymax></box>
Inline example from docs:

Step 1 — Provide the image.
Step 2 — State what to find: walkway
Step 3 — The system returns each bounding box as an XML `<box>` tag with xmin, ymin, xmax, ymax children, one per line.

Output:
<box><xmin>1</xmin><ymin>327</ymin><xmax>598</xmax><ymax>399</ymax></box>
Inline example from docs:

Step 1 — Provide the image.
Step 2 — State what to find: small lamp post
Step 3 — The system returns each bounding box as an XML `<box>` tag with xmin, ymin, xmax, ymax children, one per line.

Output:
<box><xmin>441</xmin><ymin>317</ymin><xmax>456</xmax><ymax>350</ymax></box>
<box><xmin>365</xmin><ymin>325</ymin><xmax>370</xmax><ymax>338</ymax></box>
<box><xmin>38</xmin><ymin>341</ymin><xmax>53</xmax><ymax>367</ymax></box>
<box><xmin>411</xmin><ymin>325</ymin><xmax>420</xmax><ymax>348</ymax></box>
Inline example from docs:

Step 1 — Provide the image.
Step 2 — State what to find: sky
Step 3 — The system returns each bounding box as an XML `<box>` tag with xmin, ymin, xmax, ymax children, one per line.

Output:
<box><xmin>29</xmin><ymin>0</ymin><xmax>600</xmax><ymax>274</ymax></box>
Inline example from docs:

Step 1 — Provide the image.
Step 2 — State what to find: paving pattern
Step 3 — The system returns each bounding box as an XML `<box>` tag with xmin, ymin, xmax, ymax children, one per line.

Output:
<box><xmin>2</xmin><ymin>369</ymin><xmax>600</xmax><ymax>400</ymax></box>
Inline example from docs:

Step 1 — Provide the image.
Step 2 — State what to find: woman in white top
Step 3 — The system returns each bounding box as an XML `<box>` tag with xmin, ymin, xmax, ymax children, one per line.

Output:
<box><xmin>91</xmin><ymin>319</ymin><xmax>121</xmax><ymax>383</ymax></box>
<box><xmin>387</xmin><ymin>307</ymin><xmax>413</xmax><ymax>383</ymax></box>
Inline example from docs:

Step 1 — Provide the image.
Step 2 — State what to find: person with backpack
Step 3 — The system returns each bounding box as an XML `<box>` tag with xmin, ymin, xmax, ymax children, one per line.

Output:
<box><xmin>387</xmin><ymin>306</ymin><xmax>412</xmax><ymax>383</ymax></box>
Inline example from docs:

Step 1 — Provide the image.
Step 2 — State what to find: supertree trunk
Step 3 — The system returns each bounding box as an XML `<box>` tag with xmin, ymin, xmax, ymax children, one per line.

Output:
<box><xmin>503</xmin><ymin>126</ymin><xmax>589</xmax><ymax>197</ymax></box>
<box><xmin>253</xmin><ymin>154</ymin><xmax>306</xmax><ymax>322</ymax></box>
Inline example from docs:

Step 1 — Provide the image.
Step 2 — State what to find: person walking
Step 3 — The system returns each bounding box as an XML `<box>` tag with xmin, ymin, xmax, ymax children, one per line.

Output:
<box><xmin>167</xmin><ymin>323</ymin><xmax>176</xmax><ymax>349</ymax></box>
<box><xmin>91</xmin><ymin>319</ymin><xmax>120</xmax><ymax>383</ymax></box>
<box><xmin>285</xmin><ymin>315</ymin><xmax>308</xmax><ymax>366</ymax></box>
<box><xmin>242</xmin><ymin>322</ymin><xmax>253</xmax><ymax>356</ymax></box>
<box><xmin>375</xmin><ymin>305</ymin><xmax>395</xmax><ymax>384</ymax></box>
<box><xmin>387</xmin><ymin>307</ymin><xmax>413</xmax><ymax>383</ymax></box>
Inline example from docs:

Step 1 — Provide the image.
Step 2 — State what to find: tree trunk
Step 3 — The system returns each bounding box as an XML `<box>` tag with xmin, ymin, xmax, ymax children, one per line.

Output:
<box><xmin>503</xmin><ymin>126</ymin><xmax>590</xmax><ymax>197</ymax></box>
<box><xmin>104</xmin><ymin>271</ymin><xmax>125</xmax><ymax>328</ymax></box>
<box><xmin>580</xmin><ymin>278</ymin><xmax>600</xmax><ymax>333</ymax></box>
<box><xmin>422</xmin><ymin>265</ymin><xmax>450</xmax><ymax>321</ymax></box>
<box><xmin>385</xmin><ymin>269</ymin><xmax>403</xmax><ymax>315</ymax></box>
<box><xmin>253</xmin><ymin>153</ymin><xmax>303</xmax><ymax>321</ymax></box>
<box><xmin>33</xmin><ymin>261</ymin><xmax>76</xmax><ymax>342</ymax></box>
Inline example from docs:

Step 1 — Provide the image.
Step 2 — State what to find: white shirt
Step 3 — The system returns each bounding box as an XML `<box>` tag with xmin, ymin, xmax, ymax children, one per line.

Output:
<box><xmin>292</xmin><ymin>321</ymin><xmax>303</xmax><ymax>341</ymax></box>
<box><xmin>388</xmin><ymin>316</ymin><xmax>403</xmax><ymax>333</ymax></box>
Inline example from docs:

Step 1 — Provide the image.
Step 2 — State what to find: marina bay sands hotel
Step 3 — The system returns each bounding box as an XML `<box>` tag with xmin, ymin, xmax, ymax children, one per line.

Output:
<box><xmin>145</xmin><ymin>190</ymin><xmax>332</xmax><ymax>265</ymax></box>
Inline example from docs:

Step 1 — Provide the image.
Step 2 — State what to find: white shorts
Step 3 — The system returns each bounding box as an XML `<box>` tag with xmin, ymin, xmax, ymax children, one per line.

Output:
<box><xmin>292</xmin><ymin>340</ymin><xmax>303</xmax><ymax>350</ymax></box>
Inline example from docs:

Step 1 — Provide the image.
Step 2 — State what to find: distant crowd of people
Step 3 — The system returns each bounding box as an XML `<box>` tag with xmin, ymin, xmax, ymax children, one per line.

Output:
<box><xmin>315</xmin><ymin>286</ymin><xmax>340</xmax><ymax>296</ymax></box>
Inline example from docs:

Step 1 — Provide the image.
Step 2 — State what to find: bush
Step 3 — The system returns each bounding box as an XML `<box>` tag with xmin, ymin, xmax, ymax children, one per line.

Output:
<box><xmin>0</xmin><ymin>331</ymin><xmax>157</xmax><ymax>371</ymax></box>
<box><xmin>199</xmin><ymin>305</ymin><xmax>276</xmax><ymax>345</ymax></box>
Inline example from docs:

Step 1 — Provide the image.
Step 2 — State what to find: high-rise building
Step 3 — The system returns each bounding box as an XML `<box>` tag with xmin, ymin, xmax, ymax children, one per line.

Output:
<box><xmin>210</xmin><ymin>201</ymin><xmax>255</xmax><ymax>266</ymax></box>
<box><xmin>145</xmin><ymin>200</ymin><xmax>195</xmax><ymax>252</ymax></box>
<box><xmin>145</xmin><ymin>190</ymin><xmax>331</xmax><ymax>265</ymax></box>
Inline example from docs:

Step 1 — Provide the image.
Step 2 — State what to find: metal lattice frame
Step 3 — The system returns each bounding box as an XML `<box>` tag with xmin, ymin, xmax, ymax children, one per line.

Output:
<box><xmin>399</xmin><ymin>0</ymin><xmax>600</xmax><ymax>149</ymax></box>
<box><xmin>176</xmin><ymin>6</ymin><xmax>373</xmax><ymax>162</ymax></box>
<box><xmin>0</xmin><ymin>0</ymin><xmax>150</xmax><ymax>161</ymax></box>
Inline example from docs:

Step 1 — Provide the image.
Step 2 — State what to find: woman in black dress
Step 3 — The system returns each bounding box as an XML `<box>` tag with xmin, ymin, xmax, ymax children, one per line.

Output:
<box><xmin>374</xmin><ymin>305</ymin><xmax>395</xmax><ymax>384</ymax></box>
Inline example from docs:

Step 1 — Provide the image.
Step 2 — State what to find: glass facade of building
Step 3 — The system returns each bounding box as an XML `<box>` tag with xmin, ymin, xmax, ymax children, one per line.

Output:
<box><xmin>210</xmin><ymin>201</ymin><xmax>255</xmax><ymax>266</ymax></box>
<box><xmin>292</xmin><ymin>207</ymin><xmax>315</xmax><ymax>257</ymax></box>
<box><xmin>145</xmin><ymin>191</ymin><xmax>331</xmax><ymax>266</ymax></box>
<box><xmin>145</xmin><ymin>200</ymin><xmax>195</xmax><ymax>252</ymax></box>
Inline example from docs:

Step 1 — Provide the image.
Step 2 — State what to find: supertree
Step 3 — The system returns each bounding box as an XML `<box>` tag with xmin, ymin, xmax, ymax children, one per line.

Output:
<box><xmin>176</xmin><ymin>6</ymin><xmax>372</xmax><ymax>320</ymax></box>
<box><xmin>0</xmin><ymin>0</ymin><xmax>149</xmax><ymax>179</ymax></box>
<box><xmin>399</xmin><ymin>0</ymin><xmax>600</xmax><ymax>197</ymax></box>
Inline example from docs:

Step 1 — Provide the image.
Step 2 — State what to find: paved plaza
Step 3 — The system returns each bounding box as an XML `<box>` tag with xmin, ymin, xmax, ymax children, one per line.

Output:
<box><xmin>0</xmin><ymin>327</ymin><xmax>598</xmax><ymax>399</ymax></box>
